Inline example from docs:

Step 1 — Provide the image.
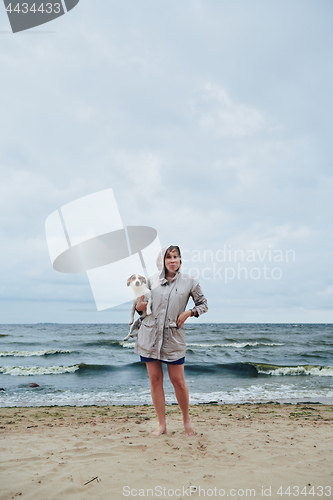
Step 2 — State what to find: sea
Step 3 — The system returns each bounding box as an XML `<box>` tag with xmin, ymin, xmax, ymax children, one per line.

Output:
<box><xmin>0</xmin><ymin>323</ymin><xmax>332</xmax><ymax>407</ymax></box>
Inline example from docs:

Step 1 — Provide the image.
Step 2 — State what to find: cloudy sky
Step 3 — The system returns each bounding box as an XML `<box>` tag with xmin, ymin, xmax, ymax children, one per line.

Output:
<box><xmin>0</xmin><ymin>0</ymin><xmax>332</xmax><ymax>324</ymax></box>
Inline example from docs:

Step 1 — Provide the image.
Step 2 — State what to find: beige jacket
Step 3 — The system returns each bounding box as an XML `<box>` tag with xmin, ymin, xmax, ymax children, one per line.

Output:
<box><xmin>134</xmin><ymin>246</ymin><xmax>208</xmax><ymax>361</ymax></box>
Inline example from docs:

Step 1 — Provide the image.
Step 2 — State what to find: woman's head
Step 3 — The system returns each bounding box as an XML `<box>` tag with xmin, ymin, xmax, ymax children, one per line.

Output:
<box><xmin>164</xmin><ymin>245</ymin><xmax>181</xmax><ymax>275</ymax></box>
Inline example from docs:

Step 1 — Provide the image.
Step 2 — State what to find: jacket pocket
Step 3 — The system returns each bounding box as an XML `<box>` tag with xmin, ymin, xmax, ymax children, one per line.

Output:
<box><xmin>167</xmin><ymin>325</ymin><xmax>185</xmax><ymax>348</ymax></box>
<box><xmin>137</xmin><ymin>321</ymin><xmax>157</xmax><ymax>353</ymax></box>
<box><xmin>141</xmin><ymin>316</ymin><xmax>156</xmax><ymax>328</ymax></box>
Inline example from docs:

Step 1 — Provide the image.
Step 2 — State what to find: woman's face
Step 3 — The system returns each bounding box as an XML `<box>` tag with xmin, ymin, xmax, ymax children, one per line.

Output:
<box><xmin>164</xmin><ymin>248</ymin><xmax>181</xmax><ymax>275</ymax></box>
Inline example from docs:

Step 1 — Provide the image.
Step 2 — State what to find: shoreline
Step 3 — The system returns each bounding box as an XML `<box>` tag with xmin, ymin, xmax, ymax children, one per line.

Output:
<box><xmin>1</xmin><ymin>397</ymin><xmax>333</xmax><ymax>409</ymax></box>
<box><xmin>1</xmin><ymin>402</ymin><xmax>333</xmax><ymax>425</ymax></box>
<box><xmin>1</xmin><ymin>404</ymin><xmax>332</xmax><ymax>499</ymax></box>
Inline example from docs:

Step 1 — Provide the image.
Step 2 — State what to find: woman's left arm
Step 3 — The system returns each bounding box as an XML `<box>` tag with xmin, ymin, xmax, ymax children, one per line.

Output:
<box><xmin>176</xmin><ymin>280</ymin><xmax>208</xmax><ymax>327</ymax></box>
<box><xmin>190</xmin><ymin>280</ymin><xmax>208</xmax><ymax>317</ymax></box>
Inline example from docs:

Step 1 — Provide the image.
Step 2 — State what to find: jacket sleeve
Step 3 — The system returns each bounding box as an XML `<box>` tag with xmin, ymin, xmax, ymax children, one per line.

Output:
<box><xmin>190</xmin><ymin>280</ymin><xmax>208</xmax><ymax>317</ymax></box>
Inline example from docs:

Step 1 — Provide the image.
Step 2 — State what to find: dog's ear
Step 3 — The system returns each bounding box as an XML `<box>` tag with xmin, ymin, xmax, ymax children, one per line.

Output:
<box><xmin>127</xmin><ymin>275</ymin><xmax>135</xmax><ymax>287</ymax></box>
<box><xmin>139</xmin><ymin>275</ymin><xmax>146</xmax><ymax>284</ymax></box>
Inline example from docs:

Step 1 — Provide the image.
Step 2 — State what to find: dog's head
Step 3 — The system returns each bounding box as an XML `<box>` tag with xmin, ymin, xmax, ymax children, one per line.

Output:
<box><xmin>127</xmin><ymin>274</ymin><xmax>147</xmax><ymax>288</ymax></box>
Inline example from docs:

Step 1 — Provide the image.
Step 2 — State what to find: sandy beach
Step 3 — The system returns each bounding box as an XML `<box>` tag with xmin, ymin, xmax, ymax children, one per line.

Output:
<box><xmin>0</xmin><ymin>404</ymin><xmax>332</xmax><ymax>500</ymax></box>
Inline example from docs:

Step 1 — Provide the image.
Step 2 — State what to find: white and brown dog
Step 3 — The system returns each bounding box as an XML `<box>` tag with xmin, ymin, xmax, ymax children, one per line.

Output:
<box><xmin>123</xmin><ymin>274</ymin><xmax>152</xmax><ymax>341</ymax></box>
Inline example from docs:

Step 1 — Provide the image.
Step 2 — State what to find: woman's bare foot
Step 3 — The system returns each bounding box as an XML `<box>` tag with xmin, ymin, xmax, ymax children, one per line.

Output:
<box><xmin>184</xmin><ymin>419</ymin><xmax>196</xmax><ymax>437</ymax></box>
<box><xmin>150</xmin><ymin>424</ymin><xmax>167</xmax><ymax>436</ymax></box>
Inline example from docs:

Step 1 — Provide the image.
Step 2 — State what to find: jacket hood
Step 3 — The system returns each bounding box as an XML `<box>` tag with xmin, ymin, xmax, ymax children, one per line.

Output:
<box><xmin>156</xmin><ymin>245</ymin><xmax>182</xmax><ymax>281</ymax></box>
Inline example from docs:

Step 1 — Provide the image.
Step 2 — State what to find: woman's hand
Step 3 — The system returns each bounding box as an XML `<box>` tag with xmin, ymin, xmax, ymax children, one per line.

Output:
<box><xmin>136</xmin><ymin>296</ymin><xmax>148</xmax><ymax>313</ymax></box>
<box><xmin>176</xmin><ymin>310</ymin><xmax>191</xmax><ymax>328</ymax></box>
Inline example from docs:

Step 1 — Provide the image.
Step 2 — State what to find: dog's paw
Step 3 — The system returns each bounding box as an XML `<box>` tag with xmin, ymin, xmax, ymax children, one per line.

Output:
<box><xmin>128</xmin><ymin>321</ymin><xmax>133</xmax><ymax>325</ymax></box>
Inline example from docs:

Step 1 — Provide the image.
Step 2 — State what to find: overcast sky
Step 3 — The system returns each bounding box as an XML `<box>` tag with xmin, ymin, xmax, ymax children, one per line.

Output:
<box><xmin>0</xmin><ymin>0</ymin><xmax>332</xmax><ymax>323</ymax></box>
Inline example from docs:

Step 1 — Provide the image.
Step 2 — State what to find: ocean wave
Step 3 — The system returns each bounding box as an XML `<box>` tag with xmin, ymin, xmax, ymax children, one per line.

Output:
<box><xmin>186</xmin><ymin>362</ymin><xmax>333</xmax><ymax>378</ymax></box>
<box><xmin>187</xmin><ymin>342</ymin><xmax>284</xmax><ymax>348</ymax></box>
<box><xmin>1</xmin><ymin>361</ymin><xmax>332</xmax><ymax>378</ymax></box>
<box><xmin>0</xmin><ymin>349</ymin><xmax>71</xmax><ymax>358</ymax></box>
<box><xmin>121</xmin><ymin>342</ymin><xmax>136</xmax><ymax>348</ymax></box>
<box><xmin>0</xmin><ymin>388</ymin><xmax>153</xmax><ymax>407</ymax></box>
<box><xmin>0</xmin><ymin>362</ymin><xmax>145</xmax><ymax>377</ymax></box>
<box><xmin>185</xmin><ymin>362</ymin><xmax>259</xmax><ymax>377</ymax></box>
<box><xmin>0</xmin><ymin>365</ymin><xmax>80</xmax><ymax>376</ymax></box>
<box><xmin>2</xmin><ymin>385</ymin><xmax>333</xmax><ymax>407</ymax></box>
<box><xmin>190</xmin><ymin>385</ymin><xmax>333</xmax><ymax>404</ymax></box>
<box><xmin>252</xmin><ymin>363</ymin><xmax>333</xmax><ymax>377</ymax></box>
<box><xmin>83</xmin><ymin>339</ymin><xmax>127</xmax><ymax>349</ymax></box>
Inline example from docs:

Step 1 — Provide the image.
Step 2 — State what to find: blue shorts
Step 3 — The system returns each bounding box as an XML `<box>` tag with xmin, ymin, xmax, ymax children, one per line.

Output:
<box><xmin>140</xmin><ymin>356</ymin><xmax>185</xmax><ymax>365</ymax></box>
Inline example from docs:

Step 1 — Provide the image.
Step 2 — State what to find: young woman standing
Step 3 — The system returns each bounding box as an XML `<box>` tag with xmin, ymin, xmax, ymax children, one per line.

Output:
<box><xmin>134</xmin><ymin>245</ymin><xmax>208</xmax><ymax>436</ymax></box>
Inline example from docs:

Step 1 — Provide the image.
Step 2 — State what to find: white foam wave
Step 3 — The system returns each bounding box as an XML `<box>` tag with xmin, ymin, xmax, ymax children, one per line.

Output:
<box><xmin>0</xmin><ymin>388</ymin><xmax>153</xmax><ymax>407</ymax></box>
<box><xmin>189</xmin><ymin>384</ymin><xmax>333</xmax><ymax>404</ymax></box>
<box><xmin>257</xmin><ymin>365</ymin><xmax>333</xmax><ymax>377</ymax></box>
<box><xmin>1</xmin><ymin>385</ymin><xmax>333</xmax><ymax>407</ymax></box>
<box><xmin>0</xmin><ymin>365</ymin><xmax>80</xmax><ymax>376</ymax></box>
<box><xmin>121</xmin><ymin>342</ymin><xmax>136</xmax><ymax>349</ymax></box>
<box><xmin>0</xmin><ymin>349</ymin><xmax>71</xmax><ymax>357</ymax></box>
<box><xmin>187</xmin><ymin>342</ymin><xmax>284</xmax><ymax>348</ymax></box>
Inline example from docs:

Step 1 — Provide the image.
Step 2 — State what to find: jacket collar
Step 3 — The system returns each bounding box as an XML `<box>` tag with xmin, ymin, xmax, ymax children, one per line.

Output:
<box><xmin>159</xmin><ymin>269</ymin><xmax>180</xmax><ymax>285</ymax></box>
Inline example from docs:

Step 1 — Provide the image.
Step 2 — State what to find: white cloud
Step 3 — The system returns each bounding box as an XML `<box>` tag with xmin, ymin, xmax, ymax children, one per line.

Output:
<box><xmin>194</xmin><ymin>83</ymin><xmax>269</xmax><ymax>137</ymax></box>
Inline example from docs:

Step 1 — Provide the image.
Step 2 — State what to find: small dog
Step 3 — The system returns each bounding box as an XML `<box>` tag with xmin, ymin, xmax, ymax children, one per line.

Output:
<box><xmin>123</xmin><ymin>274</ymin><xmax>152</xmax><ymax>341</ymax></box>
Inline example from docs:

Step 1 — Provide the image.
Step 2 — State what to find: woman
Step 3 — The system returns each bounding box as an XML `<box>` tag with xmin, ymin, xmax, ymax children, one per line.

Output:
<box><xmin>134</xmin><ymin>245</ymin><xmax>208</xmax><ymax>436</ymax></box>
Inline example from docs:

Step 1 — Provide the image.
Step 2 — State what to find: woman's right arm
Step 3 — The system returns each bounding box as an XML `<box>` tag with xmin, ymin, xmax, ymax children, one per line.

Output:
<box><xmin>136</xmin><ymin>296</ymin><xmax>147</xmax><ymax>314</ymax></box>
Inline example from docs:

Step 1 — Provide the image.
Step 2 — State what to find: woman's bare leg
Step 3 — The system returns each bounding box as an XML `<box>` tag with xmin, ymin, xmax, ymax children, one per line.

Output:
<box><xmin>167</xmin><ymin>364</ymin><xmax>195</xmax><ymax>436</ymax></box>
<box><xmin>146</xmin><ymin>361</ymin><xmax>167</xmax><ymax>436</ymax></box>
